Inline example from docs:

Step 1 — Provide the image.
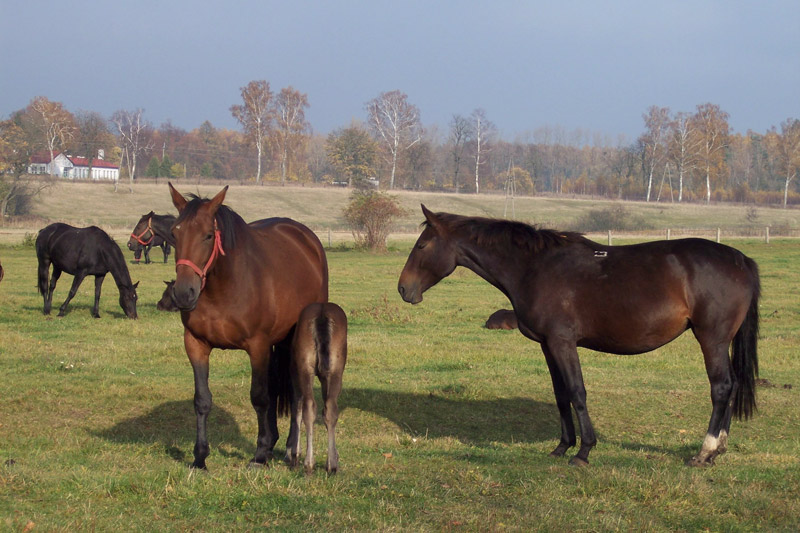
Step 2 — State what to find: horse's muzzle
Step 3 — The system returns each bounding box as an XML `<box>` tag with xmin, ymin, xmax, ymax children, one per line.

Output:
<box><xmin>172</xmin><ymin>277</ymin><xmax>200</xmax><ymax>311</ymax></box>
<box><xmin>398</xmin><ymin>282</ymin><xmax>423</xmax><ymax>305</ymax></box>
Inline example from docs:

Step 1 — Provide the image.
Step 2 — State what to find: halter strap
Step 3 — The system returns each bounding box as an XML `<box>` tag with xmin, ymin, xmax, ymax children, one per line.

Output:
<box><xmin>130</xmin><ymin>217</ymin><xmax>154</xmax><ymax>246</ymax></box>
<box><xmin>175</xmin><ymin>219</ymin><xmax>225</xmax><ymax>291</ymax></box>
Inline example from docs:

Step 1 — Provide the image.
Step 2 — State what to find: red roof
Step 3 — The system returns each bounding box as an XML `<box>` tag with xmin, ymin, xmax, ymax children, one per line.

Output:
<box><xmin>29</xmin><ymin>151</ymin><xmax>119</xmax><ymax>169</ymax></box>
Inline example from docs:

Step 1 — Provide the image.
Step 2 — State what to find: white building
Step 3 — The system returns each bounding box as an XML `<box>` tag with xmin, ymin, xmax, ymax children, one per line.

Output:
<box><xmin>29</xmin><ymin>151</ymin><xmax>120</xmax><ymax>181</ymax></box>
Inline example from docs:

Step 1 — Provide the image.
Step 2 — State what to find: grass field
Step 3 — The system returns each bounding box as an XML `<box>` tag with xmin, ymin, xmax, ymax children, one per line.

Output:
<box><xmin>1</xmin><ymin>183</ymin><xmax>799</xmax><ymax>531</ymax></box>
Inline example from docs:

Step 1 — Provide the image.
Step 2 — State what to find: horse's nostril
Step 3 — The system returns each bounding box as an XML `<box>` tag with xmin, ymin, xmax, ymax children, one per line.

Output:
<box><xmin>398</xmin><ymin>285</ymin><xmax>405</xmax><ymax>298</ymax></box>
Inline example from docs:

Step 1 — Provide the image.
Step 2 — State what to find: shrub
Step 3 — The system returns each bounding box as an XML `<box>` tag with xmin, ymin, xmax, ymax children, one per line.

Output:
<box><xmin>342</xmin><ymin>190</ymin><xmax>407</xmax><ymax>251</ymax></box>
<box><xmin>572</xmin><ymin>204</ymin><xmax>653</xmax><ymax>232</ymax></box>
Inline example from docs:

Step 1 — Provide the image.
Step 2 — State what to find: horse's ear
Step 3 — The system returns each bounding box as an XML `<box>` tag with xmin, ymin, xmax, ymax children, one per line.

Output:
<box><xmin>208</xmin><ymin>186</ymin><xmax>228</xmax><ymax>215</ymax></box>
<box><xmin>148</xmin><ymin>210</ymin><xmax>154</xmax><ymax>216</ymax></box>
<box><xmin>169</xmin><ymin>182</ymin><xmax>187</xmax><ymax>212</ymax></box>
<box><xmin>133</xmin><ymin>281</ymin><xmax>139</xmax><ymax>289</ymax></box>
<box><xmin>163</xmin><ymin>280</ymin><xmax>170</xmax><ymax>286</ymax></box>
<box><xmin>421</xmin><ymin>204</ymin><xmax>445</xmax><ymax>234</ymax></box>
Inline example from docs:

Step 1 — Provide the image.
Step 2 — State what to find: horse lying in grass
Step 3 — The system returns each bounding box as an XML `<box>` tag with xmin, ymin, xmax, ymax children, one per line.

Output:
<box><xmin>398</xmin><ymin>205</ymin><xmax>760</xmax><ymax>467</ymax></box>
<box><xmin>36</xmin><ymin>223</ymin><xmax>139</xmax><ymax>319</ymax></box>
<box><xmin>288</xmin><ymin>302</ymin><xmax>348</xmax><ymax>474</ymax></box>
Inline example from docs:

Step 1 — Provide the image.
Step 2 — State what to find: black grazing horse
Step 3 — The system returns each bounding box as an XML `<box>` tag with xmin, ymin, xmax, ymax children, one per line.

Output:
<box><xmin>127</xmin><ymin>212</ymin><xmax>176</xmax><ymax>264</ymax></box>
<box><xmin>36</xmin><ymin>223</ymin><xmax>139</xmax><ymax>318</ymax></box>
<box><xmin>398</xmin><ymin>205</ymin><xmax>760</xmax><ymax>466</ymax></box>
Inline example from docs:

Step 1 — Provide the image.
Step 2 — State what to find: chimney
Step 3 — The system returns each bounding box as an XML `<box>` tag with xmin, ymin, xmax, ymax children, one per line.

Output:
<box><xmin>97</xmin><ymin>149</ymin><xmax>105</xmax><ymax>160</ymax></box>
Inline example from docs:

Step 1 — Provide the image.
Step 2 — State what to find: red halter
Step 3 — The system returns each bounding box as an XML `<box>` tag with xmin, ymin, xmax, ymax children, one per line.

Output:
<box><xmin>175</xmin><ymin>219</ymin><xmax>225</xmax><ymax>291</ymax></box>
<box><xmin>130</xmin><ymin>217</ymin><xmax>154</xmax><ymax>246</ymax></box>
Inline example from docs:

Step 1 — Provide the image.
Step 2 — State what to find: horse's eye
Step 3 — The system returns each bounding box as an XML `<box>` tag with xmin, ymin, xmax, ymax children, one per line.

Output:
<box><xmin>205</xmin><ymin>233</ymin><xmax>214</xmax><ymax>241</ymax></box>
<box><xmin>417</xmin><ymin>241</ymin><xmax>428</xmax><ymax>250</ymax></box>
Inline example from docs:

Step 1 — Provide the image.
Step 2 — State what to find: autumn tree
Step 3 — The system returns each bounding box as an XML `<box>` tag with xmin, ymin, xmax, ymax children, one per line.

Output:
<box><xmin>0</xmin><ymin>115</ymin><xmax>52</xmax><ymax>220</ymax></box>
<box><xmin>326</xmin><ymin>124</ymin><xmax>377</xmax><ymax>186</ymax></box>
<box><xmin>29</xmin><ymin>96</ymin><xmax>75</xmax><ymax>176</ymax></box>
<box><xmin>366</xmin><ymin>90</ymin><xmax>422</xmax><ymax>189</ymax></box>
<box><xmin>767</xmin><ymin>118</ymin><xmax>800</xmax><ymax>208</ymax></box>
<box><xmin>272</xmin><ymin>86</ymin><xmax>310</xmax><ymax>184</ymax></box>
<box><xmin>342</xmin><ymin>189</ymin><xmax>407</xmax><ymax>251</ymax></box>
<box><xmin>74</xmin><ymin>111</ymin><xmax>115</xmax><ymax>179</ymax></box>
<box><xmin>231</xmin><ymin>80</ymin><xmax>273</xmax><ymax>184</ymax></box>
<box><xmin>448</xmin><ymin>114</ymin><xmax>470</xmax><ymax>192</ymax></box>
<box><xmin>639</xmin><ymin>106</ymin><xmax>670</xmax><ymax>202</ymax></box>
<box><xmin>691</xmin><ymin>103</ymin><xmax>729</xmax><ymax>203</ymax></box>
<box><xmin>111</xmin><ymin>108</ymin><xmax>153</xmax><ymax>192</ymax></box>
<box><xmin>470</xmin><ymin>109</ymin><xmax>496</xmax><ymax>194</ymax></box>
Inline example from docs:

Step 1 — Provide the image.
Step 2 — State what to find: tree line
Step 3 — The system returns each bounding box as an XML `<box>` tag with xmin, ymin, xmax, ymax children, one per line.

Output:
<box><xmin>2</xmin><ymin>83</ymin><xmax>798</xmax><ymax>218</ymax></box>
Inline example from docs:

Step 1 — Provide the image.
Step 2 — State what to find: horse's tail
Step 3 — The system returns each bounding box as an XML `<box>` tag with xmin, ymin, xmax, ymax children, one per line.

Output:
<box><xmin>270</xmin><ymin>340</ymin><xmax>293</xmax><ymax>418</ymax></box>
<box><xmin>732</xmin><ymin>257</ymin><xmax>760</xmax><ymax>420</ymax></box>
<box><xmin>314</xmin><ymin>313</ymin><xmax>333</xmax><ymax>375</ymax></box>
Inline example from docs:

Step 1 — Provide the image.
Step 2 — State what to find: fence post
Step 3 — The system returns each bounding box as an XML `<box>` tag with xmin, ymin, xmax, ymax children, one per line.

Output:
<box><xmin>607</xmin><ymin>230</ymin><xmax>612</xmax><ymax>245</ymax></box>
<box><xmin>328</xmin><ymin>228</ymin><xmax>332</xmax><ymax>248</ymax></box>
<box><xmin>666</xmin><ymin>228</ymin><xmax>671</xmax><ymax>240</ymax></box>
<box><xmin>765</xmin><ymin>226</ymin><xmax>770</xmax><ymax>244</ymax></box>
<box><xmin>716</xmin><ymin>228</ymin><xmax>721</xmax><ymax>243</ymax></box>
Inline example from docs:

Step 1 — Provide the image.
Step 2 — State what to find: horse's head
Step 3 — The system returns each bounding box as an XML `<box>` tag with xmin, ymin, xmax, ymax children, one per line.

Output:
<box><xmin>169</xmin><ymin>183</ymin><xmax>228</xmax><ymax>311</ymax></box>
<box><xmin>157</xmin><ymin>280</ymin><xmax>179</xmax><ymax>312</ymax></box>
<box><xmin>128</xmin><ymin>212</ymin><xmax>155</xmax><ymax>251</ymax></box>
<box><xmin>398</xmin><ymin>204</ymin><xmax>458</xmax><ymax>304</ymax></box>
<box><xmin>119</xmin><ymin>281</ymin><xmax>139</xmax><ymax>319</ymax></box>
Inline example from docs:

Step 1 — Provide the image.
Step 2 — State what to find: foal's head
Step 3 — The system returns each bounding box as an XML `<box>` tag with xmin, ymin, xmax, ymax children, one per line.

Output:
<box><xmin>398</xmin><ymin>205</ymin><xmax>458</xmax><ymax>304</ymax></box>
<box><xmin>168</xmin><ymin>183</ymin><xmax>228</xmax><ymax>311</ymax></box>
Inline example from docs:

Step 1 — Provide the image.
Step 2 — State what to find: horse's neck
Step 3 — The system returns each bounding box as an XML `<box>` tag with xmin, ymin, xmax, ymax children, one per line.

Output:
<box><xmin>107</xmin><ymin>247</ymin><xmax>133</xmax><ymax>289</ymax></box>
<box><xmin>455</xmin><ymin>235</ymin><xmax>524</xmax><ymax>298</ymax></box>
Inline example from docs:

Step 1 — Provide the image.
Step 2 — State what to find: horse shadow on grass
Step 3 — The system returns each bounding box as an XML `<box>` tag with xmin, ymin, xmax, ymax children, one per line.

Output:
<box><xmin>94</xmin><ymin>400</ymin><xmax>252</xmax><ymax>465</ymax></box>
<box><xmin>340</xmin><ymin>388</ymin><xmax>559</xmax><ymax>446</ymax></box>
<box><xmin>95</xmin><ymin>390</ymin><xmax>560</xmax><ymax>465</ymax></box>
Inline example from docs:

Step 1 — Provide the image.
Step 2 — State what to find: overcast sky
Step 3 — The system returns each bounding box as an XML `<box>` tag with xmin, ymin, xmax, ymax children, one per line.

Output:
<box><xmin>1</xmin><ymin>1</ymin><xmax>797</xmax><ymax>144</ymax></box>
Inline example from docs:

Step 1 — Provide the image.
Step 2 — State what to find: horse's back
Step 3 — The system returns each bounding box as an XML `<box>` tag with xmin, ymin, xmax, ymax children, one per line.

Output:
<box><xmin>36</xmin><ymin>223</ymin><xmax>118</xmax><ymax>274</ymax></box>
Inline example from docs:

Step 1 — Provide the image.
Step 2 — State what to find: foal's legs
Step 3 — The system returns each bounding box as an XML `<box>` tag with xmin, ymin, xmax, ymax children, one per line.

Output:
<box><xmin>91</xmin><ymin>274</ymin><xmax>105</xmax><ymax>318</ymax></box>
<box><xmin>58</xmin><ymin>271</ymin><xmax>87</xmax><ymax>316</ymax></box>
<box><xmin>543</xmin><ymin>338</ymin><xmax>597</xmax><ymax>465</ymax></box>
<box><xmin>320</xmin><ymin>372</ymin><xmax>343</xmax><ymax>474</ymax></box>
<box><xmin>688</xmin><ymin>329</ymin><xmax>736</xmax><ymax>467</ymax></box>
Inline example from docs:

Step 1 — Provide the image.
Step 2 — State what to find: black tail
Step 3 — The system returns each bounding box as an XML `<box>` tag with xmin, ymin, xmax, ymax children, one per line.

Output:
<box><xmin>270</xmin><ymin>340</ymin><xmax>293</xmax><ymax>418</ymax></box>
<box><xmin>732</xmin><ymin>259</ymin><xmax>760</xmax><ymax>420</ymax></box>
<box><xmin>314</xmin><ymin>314</ymin><xmax>332</xmax><ymax>375</ymax></box>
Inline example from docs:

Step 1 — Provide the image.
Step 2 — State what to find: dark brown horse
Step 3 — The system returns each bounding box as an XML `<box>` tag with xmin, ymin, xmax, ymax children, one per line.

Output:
<box><xmin>127</xmin><ymin>212</ymin><xmax>176</xmax><ymax>264</ymax></box>
<box><xmin>398</xmin><ymin>205</ymin><xmax>760</xmax><ymax>466</ymax></box>
<box><xmin>485</xmin><ymin>309</ymin><xmax>518</xmax><ymax>330</ymax></box>
<box><xmin>289</xmin><ymin>302</ymin><xmax>348</xmax><ymax>474</ymax></box>
<box><xmin>168</xmin><ymin>183</ymin><xmax>328</xmax><ymax>469</ymax></box>
<box><xmin>36</xmin><ymin>223</ymin><xmax>139</xmax><ymax>319</ymax></box>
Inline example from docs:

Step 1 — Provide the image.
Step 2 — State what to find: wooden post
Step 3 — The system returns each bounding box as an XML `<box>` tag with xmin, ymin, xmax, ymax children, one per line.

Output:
<box><xmin>765</xmin><ymin>226</ymin><xmax>770</xmax><ymax>244</ymax></box>
<box><xmin>328</xmin><ymin>228</ymin><xmax>332</xmax><ymax>248</ymax></box>
<box><xmin>716</xmin><ymin>228</ymin><xmax>721</xmax><ymax>243</ymax></box>
<box><xmin>666</xmin><ymin>228</ymin><xmax>671</xmax><ymax>240</ymax></box>
<box><xmin>607</xmin><ymin>230</ymin><xmax>612</xmax><ymax>245</ymax></box>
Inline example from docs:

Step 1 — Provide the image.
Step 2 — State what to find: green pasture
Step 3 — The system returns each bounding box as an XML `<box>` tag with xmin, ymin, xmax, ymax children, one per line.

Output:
<box><xmin>1</xmin><ymin>182</ymin><xmax>799</xmax><ymax>531</ymax></box>
<box><xmin>0</xmin><ymin>235</ymin><xmax>798</xmax><ymax>532</ymax></box>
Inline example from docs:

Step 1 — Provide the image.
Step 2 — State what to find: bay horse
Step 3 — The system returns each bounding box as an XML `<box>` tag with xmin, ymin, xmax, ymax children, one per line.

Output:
<box><xmin>168</xmin><ymin>183</ymin><xmax>328</xmax><ymax>469</ymax></box>
<box><xmin>398</xmin><ymin>205</ymin><xmax>760</xmax><ymax>466</ymax></box>
<box><xmin>36</xmin><ymin>223</ymin><xmax>139</xmax><ymax>319</ymax></box>
<box><xmin>127</xmin><ymin>212</ymin><xmax>176</xmax><ymax>264</ymax></box>
<box><xmin>485</xmin><ymin>309</ymin><xmax>518</xmax><ymax>330</ymax></box>
<box><xmin>289</xmin><ymin>302</ymin><xmax>348</xmax><ymax>474</ymax></box>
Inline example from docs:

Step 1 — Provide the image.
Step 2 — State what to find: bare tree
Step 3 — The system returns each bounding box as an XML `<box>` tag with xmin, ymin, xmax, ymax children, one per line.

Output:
<box><xmin>448</xmin><ymin>114</ymin><xmax>470</xmax><ymax>192</ymax></box>
<box><xmin>768</xmin><ymin>118</ymin><xmax>800</xmax><ymax>208</ymax></box>
<box><xmin>273</xmin><ymin>86</ymin><xmax>310</xmax><ymax>185</ymax></box>
<box><xmin>111</xmin><ymin>109</ymin><xmax>153</xmax><ymax>192</ymax></box>
<box><xmin>470</xmin><ymin>109</ymin><xmax>496</xmax><ymax>194</ymax></box>
<box><xmin>366</xmin><ymin>90</ymin><xmax>422</xmax><ymax>189</ymax></box>
<box><xmin>667</xmin><ymin>112</ymin><xmax>699</xmax><ymax>202</ymax></box>
<box><xmin>75</xmin><ymin>110</ymin><xmax>114</xmax><ymax>179</ymax></box>
<box><xmin>691</xmin><ymin>103</ymin><xmax>729</xmax><ymax>204</ymax></box>
<box><xmin>639</xmin><ymin>106</ymin><xmax>670</xmax><ymax>202</ymax></box>
<box><xmin>231</xmin><ymin>80</ymin><xmax>273</xmax><ymax>184</ymax></box>
<box><xmin>29</xmin><ymin>97</ymin><xmax>75</xmax><ymax>176</ymax></box>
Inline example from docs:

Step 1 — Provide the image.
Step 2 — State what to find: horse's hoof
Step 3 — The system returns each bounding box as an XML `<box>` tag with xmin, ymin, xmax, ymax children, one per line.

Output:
<box><xmin>248</xmin><ymin>460</ymin><xmax>269</xmax><ymax>469</ymax></box>
<box><xmin>190</xmin><ymin>461</ymin><xmax>207</xmax><ymax>470</ymax></box>
<box><xmin>686</xmin><ymin>455</ymin><xmax>715</xmax><ymax>468</ymax></box>
<box><xmin>326</xmin><ymin>466</ymin><xmax>338</xmax><ymax>475</ymax></box>
<box><xmin>549</xmin><ymin>443</ymin><xmax>571</xmax><ymax>457</ymax></box>
<box><xmin>568</xmin><ymin>456</ymin><xmax>590</xmax><ymax>467</ymax></box>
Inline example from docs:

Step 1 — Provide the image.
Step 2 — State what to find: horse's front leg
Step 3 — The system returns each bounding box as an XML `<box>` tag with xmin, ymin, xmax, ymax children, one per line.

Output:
<box><xmin>144</xmin><ymin>245</ymin><xmax>152</xmax><ymax>264</ymax></box>
<box><xmin>58</xmin><ymin>272</ymin><xmax>86</xmax><ymax>317</ymax></box>
<box><xmin>248</xmin><ymin>342</ymin><xmax>276</xmax><ymax>466</ymax></box>
<box><xmin>185</xmin><ymin>331</ymin><xmax>212</xmax><ymax>469</ymax></box>
<box><xmin>91</xmin><ymin>274</ymin><xmax>105</xmax><ymax>318</ymax></box>
<box><xmin>542</xmin><ymin>344</ymin><xmax>577</xmax><ymax>458</ymax></box>
<box><xmin>544</xmin><ymin>338</ymin><xmax>597</xmax><ymax>466</ymax></box>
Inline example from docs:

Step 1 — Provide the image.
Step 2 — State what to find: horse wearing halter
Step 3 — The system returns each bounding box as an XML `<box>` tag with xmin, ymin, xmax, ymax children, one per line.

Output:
<box><xmin>175</xmin><ymin>219</ymin><xmax>225</xmax><ymax>291</ymax></box>
<box><xmin>131</xmin><ymin>216</ymin><xmax>154</xmax><ymax>246</ymax></box>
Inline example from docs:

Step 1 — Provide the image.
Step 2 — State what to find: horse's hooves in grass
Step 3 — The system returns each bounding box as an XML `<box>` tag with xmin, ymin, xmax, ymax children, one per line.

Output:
<box><xmin>686</xmin><ymin>455</ymin><xmax>715</xmax><ymax>468</ymax></box>
<box><xmin>190</xmin><ymin>461</ymin><xmax>207</xmax><ymax>471</ymax></box>
<box><xmin>248</xmin><ymin>460</ymin><xmax>269</xmax><ymax>469</ymax></box>
<box><xmin>568</xmin><ymin>456</ymin><xmax>589</xmax><ymax>467</ymax></box>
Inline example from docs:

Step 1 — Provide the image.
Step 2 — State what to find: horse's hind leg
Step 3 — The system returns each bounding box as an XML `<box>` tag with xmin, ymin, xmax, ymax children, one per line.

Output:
<box><xmin>91</xmin><ymin>274</ymin><xmax>105</xmax><ymax>318</ymax></box>
<box><xmin>321</xmin><ymin>372</ymin><xmax>343</xmax><ymax>474</ymax></box>
<box><xmin>38</xmin><ymin>260</ymin><xmax>54</xmax><ymax>314</ymax></box>
<box><xmin>688</xmin><ymin>330</ymin><xmax>736</xmax><ymax>467</ymax></box>
<box><xmin>58</xmin><ymin>272</ymin><xmax>86</xmax><ymax>317</ymax></box>
<box><xmin>301</xmin><ymin>374</ymin><xmax>316</xmax><ymax>474</ymax></box>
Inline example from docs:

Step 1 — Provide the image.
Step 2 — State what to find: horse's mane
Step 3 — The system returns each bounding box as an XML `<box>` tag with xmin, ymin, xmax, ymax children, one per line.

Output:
<box><xmin>176</xmin><ymin>194</ymin><xmax>245</xmax><ymax>251</ymax></box>
<box><xmin>429</xmin><ymin>213</ymin><xmax>591</xmax><ymax>254</ymax></box>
